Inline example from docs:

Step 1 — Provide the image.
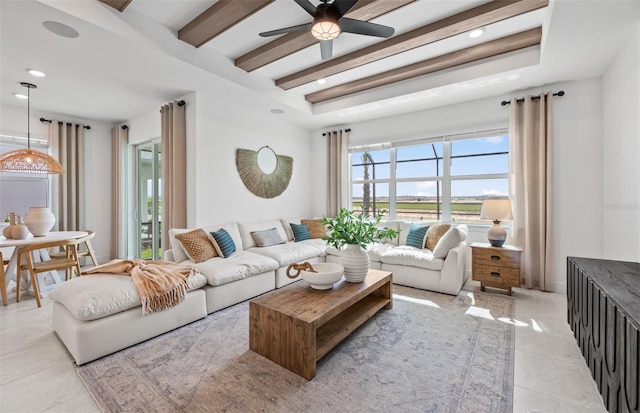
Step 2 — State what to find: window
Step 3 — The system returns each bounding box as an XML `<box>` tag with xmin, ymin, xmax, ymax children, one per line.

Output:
<box><xmin>350</xmin><ymin>130</ymin><xmax>509</xmax><ymax>223</ymax></box>
<box><xmin>0</xmin><ymin>134</ymin><xmax>50</xmax><ymax>221</ymax></box>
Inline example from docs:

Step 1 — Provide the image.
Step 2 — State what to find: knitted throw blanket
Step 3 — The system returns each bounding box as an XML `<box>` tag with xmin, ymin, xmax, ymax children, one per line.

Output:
<box><xmin>82</xmin><ymin>259</ymin><xmax>197</xmax><ymax>315</ymax></box>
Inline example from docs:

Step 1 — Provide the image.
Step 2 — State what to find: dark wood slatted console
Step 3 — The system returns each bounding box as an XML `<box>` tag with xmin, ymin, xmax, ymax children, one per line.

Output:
<box><xmin>567</xmin><ymin>257</ymin><xmax>640</xmax><ymax>413</ymax></box>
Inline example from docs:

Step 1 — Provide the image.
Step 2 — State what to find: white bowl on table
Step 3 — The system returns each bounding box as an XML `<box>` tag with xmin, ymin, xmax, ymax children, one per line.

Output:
<box><xmin>301</xmin><ymin>263</ymin><xmax>344</xmax><ymax>290</ymax></box>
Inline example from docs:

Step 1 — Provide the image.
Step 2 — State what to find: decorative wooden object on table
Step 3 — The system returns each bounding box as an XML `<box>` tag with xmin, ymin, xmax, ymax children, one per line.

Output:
<box><xmin>249</xmin><ymin>269</ymin><xmax>392</xmax><ymax>380</ymax></box>
<box><xmin>471</xmin><ymin>242</ymin><xmax>522</xmax><ymax>296</ymax></box>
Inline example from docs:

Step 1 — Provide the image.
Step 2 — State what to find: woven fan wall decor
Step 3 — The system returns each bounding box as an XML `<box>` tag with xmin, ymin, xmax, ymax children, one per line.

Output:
<box><xmin>236</xmin><ymin>147</ymin><xmax>293</xmax><ymax>199</ymax></box>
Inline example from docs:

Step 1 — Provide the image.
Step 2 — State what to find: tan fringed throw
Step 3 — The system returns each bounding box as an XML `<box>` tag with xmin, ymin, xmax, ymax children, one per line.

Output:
<box><xmin>82</xmin><ymin>259</ymin><xmax>196</xmax><ymax>315</ymax></box>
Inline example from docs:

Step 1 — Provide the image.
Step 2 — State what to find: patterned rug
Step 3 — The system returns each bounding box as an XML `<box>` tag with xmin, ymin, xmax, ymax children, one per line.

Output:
<box><xmin>77</xmin><ymin>285</ymin><xmax>515</xmax><ymax>413</ymax></box>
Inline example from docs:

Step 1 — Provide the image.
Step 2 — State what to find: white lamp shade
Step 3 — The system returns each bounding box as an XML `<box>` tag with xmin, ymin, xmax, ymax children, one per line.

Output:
<box><xmin>480</xmin><ymin>199</ymin><xmax>513</xmax><ymax>221</ymax></box>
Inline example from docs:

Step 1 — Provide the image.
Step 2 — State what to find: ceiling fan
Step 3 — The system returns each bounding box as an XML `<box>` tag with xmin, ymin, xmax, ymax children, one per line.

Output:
<box><xmin>259</xmin><ymin>0</ymin><xmax>395</xmax><ymax>60</ymax></box>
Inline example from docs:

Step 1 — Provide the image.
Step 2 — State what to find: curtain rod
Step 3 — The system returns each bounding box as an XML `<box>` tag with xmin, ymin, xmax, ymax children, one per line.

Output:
<box><xmin>40</xmin><ymin>117</ymin><xmax>91</xmax><ymax>130</ymax></box>
<box><xmin>322</xmin><ymin>128</ymin><xmax>351</xmax><ymax>136</ymax></box>
<box><xmin>500</xmin><ymin>91</ymin><xmax>565</xmax><ymax>106</ymax></box>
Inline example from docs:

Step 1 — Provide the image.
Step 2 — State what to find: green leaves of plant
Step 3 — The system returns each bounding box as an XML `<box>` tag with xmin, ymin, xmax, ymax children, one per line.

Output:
<box><xmin>321</xmin><ymin>208</ymin><xmax>400</xmax><ymax>249</ymax></box>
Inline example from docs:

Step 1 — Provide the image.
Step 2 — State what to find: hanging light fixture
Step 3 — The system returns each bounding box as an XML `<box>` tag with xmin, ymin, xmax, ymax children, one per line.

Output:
<box><xmin>0</xmin><ymin>82</ymin><xmax>64</xmax><ymax>174</ymax></box>
<box><xmin>310</xmin><ymin>2</ymin><xmax>341</xmax><ymax>41</ymax></box>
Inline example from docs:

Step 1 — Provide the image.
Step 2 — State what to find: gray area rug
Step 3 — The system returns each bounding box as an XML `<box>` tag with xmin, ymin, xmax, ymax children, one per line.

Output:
<box><xmin>77</xmin><ymin>285</ymin><xmax>515</xmax><ymax>413</ymax></box>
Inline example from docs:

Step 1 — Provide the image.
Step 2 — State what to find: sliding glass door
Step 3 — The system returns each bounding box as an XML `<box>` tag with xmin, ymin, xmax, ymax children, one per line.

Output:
<box><xmin>136</xmin><ymin>141</ymin><xmax>162</xmax><ymax>260</ymax></box>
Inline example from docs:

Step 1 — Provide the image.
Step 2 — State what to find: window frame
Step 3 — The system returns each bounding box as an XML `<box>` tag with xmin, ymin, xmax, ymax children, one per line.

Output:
<box><xmin>349</xmin><ymin>128</ymin><xmax>509</xmax><ymax>223</ymax></box>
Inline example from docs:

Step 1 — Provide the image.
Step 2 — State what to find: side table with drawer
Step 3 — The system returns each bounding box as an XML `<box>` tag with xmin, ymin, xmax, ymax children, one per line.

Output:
<box><xmin>470</xmin><ymin>242</ymin><xmax>522</xmax><ymax>296</ymax></box>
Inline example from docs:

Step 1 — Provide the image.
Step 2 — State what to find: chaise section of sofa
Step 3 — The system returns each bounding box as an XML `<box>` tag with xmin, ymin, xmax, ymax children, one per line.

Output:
<box><xmin>49</xmin><ymin>272</ymin><xmax>208</xmax><ymax>365</ymax></box>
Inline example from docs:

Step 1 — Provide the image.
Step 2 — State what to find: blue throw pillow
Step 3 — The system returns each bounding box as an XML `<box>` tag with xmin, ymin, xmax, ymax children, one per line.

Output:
<box><xmin>406</xmin><ymin>224</ymin><xmax>429</xmax><ymax>249</ymax></box>
<box><xmin>210</xmin><ymin>228</ymin><xmax>236</xmax><ymax>258</ymax></box>
<box><xmin>290</xmin><ymin>222</ymin><xmax>311</xmax><ymax>242</ymax></box>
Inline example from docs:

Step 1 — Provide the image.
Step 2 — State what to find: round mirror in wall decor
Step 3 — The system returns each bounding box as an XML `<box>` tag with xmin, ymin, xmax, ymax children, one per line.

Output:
<box><xmin>256</xmin><ymin>146</ymin><xmax>278</xmax><ymax>174</ymax></box>
<box><xmin>236</xmin><ymin>147</ymin><xmax>293</xmax><ymax>199</ymax></box>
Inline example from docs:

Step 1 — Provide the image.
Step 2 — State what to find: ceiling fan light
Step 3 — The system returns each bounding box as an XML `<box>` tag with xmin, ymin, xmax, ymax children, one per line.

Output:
<box><xmin>311</xmin><ymin>20</ymin><xmax>340</xmax><ymax>40</ymax></box>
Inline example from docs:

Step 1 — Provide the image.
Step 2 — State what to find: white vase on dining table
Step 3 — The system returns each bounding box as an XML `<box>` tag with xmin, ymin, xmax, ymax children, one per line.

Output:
<box><xmin>25</xmin><ymin>207</ymin><xmax>56</xmax><ymax>237</ymax></box>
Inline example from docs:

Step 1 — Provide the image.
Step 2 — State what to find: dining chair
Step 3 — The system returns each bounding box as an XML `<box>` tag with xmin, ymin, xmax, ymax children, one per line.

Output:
<box><xmin>15</xmin><ymin>239</ymin><xmax>80</xmax><ymax>308</ymax></box>
<box><xmin>0</xmin><ymin>251</ymin><xmax>7</xmax><ymax>306</ymax></box>
<box><xmin>49</xmin><ymin>230</ymin><xmax>98</xmax><ymax>275</ymax></box>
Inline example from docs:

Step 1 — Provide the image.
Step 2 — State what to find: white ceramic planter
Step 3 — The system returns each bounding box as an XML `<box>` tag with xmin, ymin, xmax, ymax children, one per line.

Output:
<box><xmin>25</xmin><ymin>207</ymin><xmax>56</xmax><ymax>237</ymax></box>
<box><xmin>340</xmin><ymin>244</ymin><xmax>370</xmax><ymax>283</ymax></box>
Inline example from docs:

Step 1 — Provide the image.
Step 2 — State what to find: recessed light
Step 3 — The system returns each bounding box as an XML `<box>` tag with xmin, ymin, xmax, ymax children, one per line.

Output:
<box><xmin>270</xmin><ymin>108</ymin><xmax>285</xmax><ymax>114</ymax></box>
<box><xmin>468</xmin><ymin>28</ymin><xmax>485</xmax><ymax>38</ymax></box>
<box><xmin>317</xmin><ymin>78</ymin><xmax>327</xmax><ymax>85</ymax></box>
<box><xmin>13</xmin><ymin>93</ymin><xmax>28</xmax><ymax>99</ymax></box>
<box><xmin>26</xmin><ymin>68</ymin><xmax>46</xmax><ymax>77</ymax></box>
<box><xmin>43</xmin><ymin>21</ymin><xmax>79</xmax><ymax>38</ymax></box>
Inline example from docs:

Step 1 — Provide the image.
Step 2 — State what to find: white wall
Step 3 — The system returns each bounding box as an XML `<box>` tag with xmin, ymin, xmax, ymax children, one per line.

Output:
<box><xmin>602</xmin><ymin>23</ymin><xmax>640</xmax><ymax>261</ymax></box>
<box><xmin>312</xmin><ymin>78</ymin><xmax>606</xmax><ymax>292</ymax></box>
<box><xmin>0</xmin><ymin>104</ymin><xmax>113</xmax><ymax>263</ymax></box>
<box><xmin>193</xmin><ymin>92</ymin><xmax>315</xmax><ymax>227</ymax></box>
<box><xmin>126</xmin><ymin>91</ymin><xmax>315</xmax><ymax>232</ymax></box>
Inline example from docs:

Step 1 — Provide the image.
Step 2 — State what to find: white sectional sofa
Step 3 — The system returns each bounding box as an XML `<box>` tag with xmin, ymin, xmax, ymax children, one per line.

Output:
<box><xmin>49</xmin><ymin>217</ymin><xmax>468</xmax><ymax>365</ymax></box>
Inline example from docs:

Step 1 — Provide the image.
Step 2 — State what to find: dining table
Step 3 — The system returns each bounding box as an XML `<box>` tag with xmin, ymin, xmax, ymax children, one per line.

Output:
<box><xmin>1</xmin><ymin>231</ymin><xmax>89</xmax><ymax>298</ymax></box>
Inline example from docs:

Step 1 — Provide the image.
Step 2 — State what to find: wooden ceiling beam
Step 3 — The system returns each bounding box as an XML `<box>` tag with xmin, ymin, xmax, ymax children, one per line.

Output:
<box><xmin>278</xmin><ymin>0</ymin><xmax>548</xmax><ymax>90</ymax></box>
<box><xmin>179</xmin><ymin>0</ymin><xmax>274</xmax><ymax>48</ymax></box>
<box><xmin>99</xmin><ymin>0</ymin><xmax>133</xmax><ymax>12</ymax></box>
<box><xmin>306</xmin><ymin>27</ymin><xmax>542</xmax><ymax>104</ymax></box>
<box><xmin>235</xmin><ymin>0</ymin><xmax>416</xmax><ymax>72</ymax></box>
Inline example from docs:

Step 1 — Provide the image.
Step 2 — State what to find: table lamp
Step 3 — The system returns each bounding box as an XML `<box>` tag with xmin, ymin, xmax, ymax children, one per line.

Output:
<box><xmin>480</xmin><ymin>199</ymin><xmax>512</xmax><ymax>247</ymax></box>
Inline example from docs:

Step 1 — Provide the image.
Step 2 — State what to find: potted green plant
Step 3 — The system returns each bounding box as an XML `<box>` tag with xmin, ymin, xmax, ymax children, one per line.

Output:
<box><xmin>322</xmin><ymin>208</ymin><xmax>399</xmax><ymax>282</ymax></box>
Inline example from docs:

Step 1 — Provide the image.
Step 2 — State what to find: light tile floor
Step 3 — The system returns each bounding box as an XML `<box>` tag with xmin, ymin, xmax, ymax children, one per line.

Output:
<box><xmin>0</xmin><ymin>279</ymin><xmax>606</xmax><ymax>413</ymax></box>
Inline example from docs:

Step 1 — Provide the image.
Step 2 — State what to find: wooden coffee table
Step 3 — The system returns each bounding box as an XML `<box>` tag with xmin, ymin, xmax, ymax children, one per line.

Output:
<box><xmin>249</xmin><ymin>269</ymin><xmax>392</xmax><ymax>380</ymax></box>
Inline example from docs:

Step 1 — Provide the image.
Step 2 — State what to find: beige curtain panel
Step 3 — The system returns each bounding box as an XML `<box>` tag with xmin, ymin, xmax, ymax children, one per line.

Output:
<box><xmin>50</xmin><ymin>122</ymin><xmax>85</xmax><ymax>231</ymax></box>
<box><xmin>161</xmin><ymin>101</ymin><xmax>187</xmax><ymax>254</ymax></box>
<box><xmin>111</xmin><ymin>125</ymin><xmax>129</xmax><ymax>259</ymax></box>
<box><xmin>508</xmin><ymin>93</ymin><xmax>555</xmax><ymax>291</ymax></box>
<box><xmin>326</xmin><ymin>129</ymin><xmax>349</xmax><ymax>217</ymax></box>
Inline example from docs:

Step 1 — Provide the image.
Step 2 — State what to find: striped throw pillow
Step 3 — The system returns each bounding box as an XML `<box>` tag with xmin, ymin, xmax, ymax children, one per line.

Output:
<box><xmin>290</xmin><ymin>222</ymin><xmax>311</xmax><ymax>242</ymax></box>
<box><xmin>210</xmin><ymin>228</ymin><xmax>236</xmax><ymax>258</ymax></box>
<box><xmin>406</xmin><ymin>224</ymin><xmax>429</xmax><ymax>249</ymax></box>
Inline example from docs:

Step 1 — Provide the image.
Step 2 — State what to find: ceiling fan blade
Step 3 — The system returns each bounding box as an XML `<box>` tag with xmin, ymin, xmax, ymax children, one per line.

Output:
<box><xmin>331</xmin><ymin>0</ymin><xmax>359</xmax><ymax>18</ymax></box>
<box><xmin>294</xmin><ymin>0</ymin><xmax>317</xmax><ymax>16</ymax></box>
<box><xmin>340</xmin><ymin>18</ymin><xmax>395</xmax><ymax>38</ymax></box>
<box><xmin>320</xmin><ymin>39</ymin><xmax>333</xmax><ymax>60</ymax></box>
<box><xmin>259</xmin><ymin>22</ymin><xmax>311</xmax><ymax>37</ymax></box>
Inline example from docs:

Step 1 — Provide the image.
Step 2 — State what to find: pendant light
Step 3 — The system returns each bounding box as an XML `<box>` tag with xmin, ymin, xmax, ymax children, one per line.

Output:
<box><xmin>0</xmin><ymin>82</ymin><xmax>64</xmax><ymax>174</ymax></box>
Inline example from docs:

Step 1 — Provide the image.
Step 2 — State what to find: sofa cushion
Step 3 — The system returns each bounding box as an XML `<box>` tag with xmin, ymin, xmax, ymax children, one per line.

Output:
<box><xmin>210</xmin><ymin>228</ymin><xmax>236</xmax><ymax>258</ymax></box>
<box><xmin>175</xmin><ymin>229</ymin><xmax>217</xmax><ymax>263</ymax></box>
<box><xmin>301</xmin><ymin>219</ymin><xmax>327</xmax><ymax>239</ymax></box>
<box><xmin>290</xmin><ymin>222</ymin><xmax>311</xmax><ymax>241</ymax></box>
<box><xmin>432</xmin><ymin>225</ymin><xmax>468</xmax><ymax>259</ymax></box>
<box><xmin>406</xmin><ymin>224</ymin><xmax>429</xmax><ymax>249</ymax></box>
<box><xmin>49</xmin><ymin>272</ymin><xmax>208</xmax><ymax>321</ymax></box>
<box><xmin>192</xmin><ymin>251</ymin><xmax>279</xmax><ymax>287</ymax></box>
<box><xmin>367</xmin><ymin>242</ymin><xmax>395</xmax><ymax>262</ymax></box>
<box><xmin>425</xmin><ymin>223</ymin><xmax>451</xmax><ymax>251</ymax></box>
<box><xmin>168</xmin><ymin>228</ymin><xmax>192</xmax><ymax>263</ymax></box>
<box><xmin>280</xmin><ymin>218</ymin><xmax>300</xmax><ymax>241</ymax></box>
<box><xmin>248</xmin><ymin>241</ymin><xmax>322</xmax><ymax>266</ymax></box>
<box><xmin>238</xmin><ymin>220</ymin><xmax>288</xmax><ymax>249</ymax></box>
<box><xmin>298</xmin><ymin>238</ymin><xmax>329</xmax><ymax>256</ymax></box>
<box><xmin>380</xmin><ymin>246</ymin><xmax>445</xmax><ymax>271</ymax></box>
<box><xmin>251</xmin><ymin>228</ymin><xmax>285</xmax><ymax>247</ymax></box>
<box><xmin>376</xmin><ymin>220</ymin><xmax>400</xmax><ymax>246</ymax></box>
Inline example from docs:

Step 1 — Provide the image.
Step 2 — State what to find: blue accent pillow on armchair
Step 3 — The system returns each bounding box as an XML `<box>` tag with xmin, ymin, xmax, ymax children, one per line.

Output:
<box><xmin>210</xmin><ymin>228</ymin><xmax>236</xmax><ymax>258</ymax></box>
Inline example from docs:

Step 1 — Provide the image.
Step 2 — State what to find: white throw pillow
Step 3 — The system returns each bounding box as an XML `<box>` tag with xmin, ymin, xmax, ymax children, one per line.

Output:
<box><xmin>432</xmin><ymin>226</ymin><xmax>466</xmax><ymax>259</ymax></box>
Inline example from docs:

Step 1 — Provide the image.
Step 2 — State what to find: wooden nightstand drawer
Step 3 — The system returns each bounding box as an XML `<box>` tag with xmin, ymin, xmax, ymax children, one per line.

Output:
<box><xmin>473</xmin><ymin>265</ymin><xmax>520</xmax><ymax>286</ymax></box>
<box><xmin>472</xmin><ymin>248</ymin><xmax>521</xmax><ymax>268</ymax></box>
